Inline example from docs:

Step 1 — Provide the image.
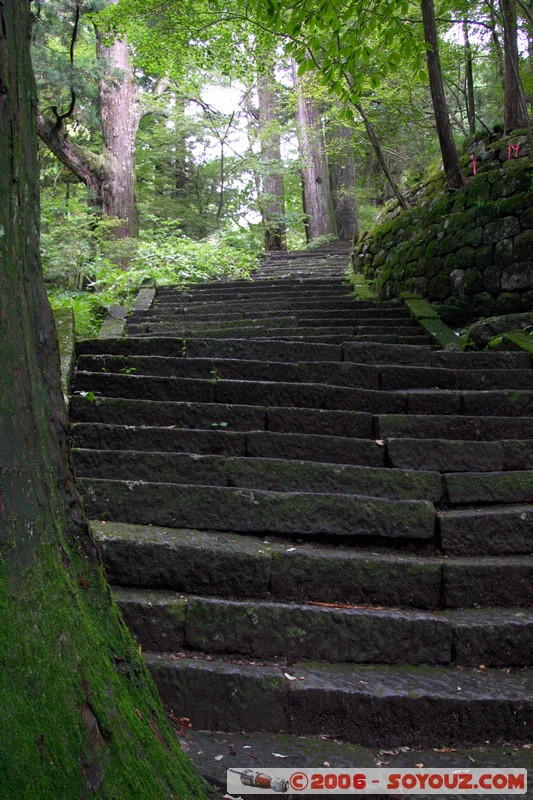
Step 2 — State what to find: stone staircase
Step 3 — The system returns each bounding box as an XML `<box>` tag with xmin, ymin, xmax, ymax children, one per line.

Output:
<box><xmin>71</xmin><ymin>243</ymin><xmax>533</xmax><ymax>788</ymax></box>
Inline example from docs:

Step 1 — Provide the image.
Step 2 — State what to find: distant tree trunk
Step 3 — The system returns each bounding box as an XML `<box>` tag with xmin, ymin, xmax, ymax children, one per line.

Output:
<box><xmin>463</xmin><ymin>21</ymin><xmax>476</xmax><ymax>137</ymax></box>
<box><xmin>420</xmin><ymin>0</ymin><xmax>466</xmax><ymax>189</ymax></box>
<box><xmin>257</xmin><ymin>60</ymin><xmax>286</xmax><ymax>250</ymax></box>
<box><xmin>0</xmin><ymin>2</ymin><xmax>210</xmax><ymax>798</ymax></box>
<box><xmin>292</xmin><ymin>61</ymin><xmax>337</xmax><ymax>241</ymax></box>
<box><xmin>37</xmin><ymin>0</ymin><xmax>142</xmax><ymax>238</ymax></box>
<box><xmin>95</xmin><ymin>5</ymin><xmax>141</xmax><ymax>237</ymax></box>
<box><xmin>500</xmin><ymin>0</ymin><xmax>528</xmax><ymax>132</ymax></box>
<box><xmin>485</xmin><ymin>0</ymin><xmax>506</xmax><ymax>87</ymax></box>
<box><xmin>327</xmin><ymin>124</ymin><xmax>359</xmax><ymax>240</ymax></box>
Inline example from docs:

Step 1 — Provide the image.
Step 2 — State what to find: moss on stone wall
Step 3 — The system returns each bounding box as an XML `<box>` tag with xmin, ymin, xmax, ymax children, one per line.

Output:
<box><xmin>353</xmin><ymin>134</ymin><xmax>533</xmax><ymax>326</ymax></box>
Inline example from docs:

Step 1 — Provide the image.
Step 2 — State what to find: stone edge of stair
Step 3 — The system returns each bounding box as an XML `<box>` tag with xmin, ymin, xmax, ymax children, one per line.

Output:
<box><xmin>402</xmin><ymin>295</ymin><xmax>460</xmax><ymax>351</ymax></box>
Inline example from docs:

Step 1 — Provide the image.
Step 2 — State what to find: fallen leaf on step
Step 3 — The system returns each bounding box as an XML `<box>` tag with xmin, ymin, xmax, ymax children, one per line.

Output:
<box><xmin>376</xmin><ymin>439</ymin><xmax>385</xmax><ymax>446</ymax></box>
<box><xmin>284</xmin><ymin>673</ymin><xmax>297</xmax><ymax>681</ymax></box>
<box><xmin>215</xmin><ymin>755</ymin><xmax>224</xmax><ymax>761</ymax></box>
<box><xmin>272</xmin><ymin>753</ymin><xmax>288</xmax><ymax>758</ymax></box>
<box><xmin>415</xmin><ymin>763</ymin><xmax>424</xmax><ymax>769</ymax></box>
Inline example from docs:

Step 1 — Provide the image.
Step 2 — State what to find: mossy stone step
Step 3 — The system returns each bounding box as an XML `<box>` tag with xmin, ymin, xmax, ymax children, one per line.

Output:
<box><xmin>74</xmin><ymin>450</ymin><xmax>443</xmax><ymax>501</ymax></box>
<box><xmin>79</xmin><ymin>478</ymin><xmax>436</xmax><ymax>540</ymax></box>
<box><xmin>381</xmin><ymin>365</ymin><xmax>533</xmax><ymax>391</ymax></box>
<box><xmin>387</xmin><ymin>437</ymin><xmax>533</xmax><ymax>472</ymax></box>
<box><xmin>93</xmin><ymin>522</ymin><xmax>533</xmax><ymax>610</ymax></box>
<box><xmin>177</xmin><ymin>729</ymin><xmax>533</xmax><ymax>797</ymax></box>
<box><xmin>438</xmin><ymin>505</ymin><xmax>533</xmax><ymax>556</ymax></box>
<box><xmin>73</xmin><ymin>372</ymin><xmax>410</xmax><ymax>413</ymax></box>
<box><xmin>78</xmin><ymin>336</ymin><xmax>344</xmax><ymax>362</ymax></box>
<box><xmin>445</xmin><ymin>470</ymin><xmax>533</xmax><ymax>505</ymax></box>
<box><xmin>127</xmin><ymin>323</ymin><xmax>423</xmax><ymax>339</ymax></box>
<box><xmin>76</xmin><ymin>354</ymin><xmax>382</xmax><ymax>389</ymax></box>
<box><xmin>141</xmin><ymin>304</ymin><xmax>412</xmax><ymax>318</ymax></box>
<box><xmin>113</xmin><ymin>589</ymin><xmax>533</xmax><ymax>668</ymax></box>
<box><xmin>378</xmin><ymin>414</ymin><xmax>533</xmax><ymax>440</ymax></box>
<box><xmin>144</xmin><ymin>654</ymin><xmax>533</xmax><ymax>747</ymax></box>
<box><xmin>72</xmin><ymin>424</ymin><xmax>385</xmax><ymax>466</ymax></box>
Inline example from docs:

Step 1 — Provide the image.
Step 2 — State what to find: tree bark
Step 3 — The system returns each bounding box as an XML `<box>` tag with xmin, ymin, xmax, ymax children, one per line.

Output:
<box><xmin>0</xmin><ymin>3</ymin><xmax>209</xmax><ymax>797</ymax></box>
<box><xmin>96</xmin><ymin>1</ymin><xmax>141</xmax><ymax>237</ymax></box>
<box><xmin>37</xmin><ymin>0</ymin><xmax>141</xmax><ymax>237</ymax></box>
<box><xmin>292</xmin><ymin>61</ymin><xmax>337</xmax><ymax>241</ymax></box>
<box><xmin>500</xmin><ymin>0</ymin><xmax>528</xmax><ymax>132</ymax></box>
<box><xmin>463</xmin><ymin>21</ymin><xmax>476</xmax><ymax>137</ymax></box>
<box><xmin>327</xmin><ymin>124</ymin><xmax>359</xmax><ymax>240</ymax></box>
<box><xmin>257</xmin><ymin>63</ymin><xmax>287</xmax><ymax>251</ymax></box>
<box><xmin>420</xmin><ymin>0</ymin><xmax>466</xmax><ymax>189</ymax></box>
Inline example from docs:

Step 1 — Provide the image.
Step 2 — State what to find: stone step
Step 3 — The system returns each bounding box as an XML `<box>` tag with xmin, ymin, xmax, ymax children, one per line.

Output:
<box><xmin>76</xmin><ymin>354</ymin><xmax>382</xmax><ymax>389</ymax></box>
<box><xmin>156</xmin><ymin>277</ymin><xmax>349</xmax><ymax>292</ymax></box>
<box><xmin>127</xmin><ymin>323</ymin><xmax>424</xmax><ymax>339</ymax></box>
<box><xmin>388</xmin><ymin>437</ymin><xmax>533</xmax><ymax>472</ymax></box>
<box><xmin>174</xmin><ymin>728</ymin><xmax>533</xmax><ymax>796</ymax></box>
<box><xmin>73</xmin><ymin>373</ymin><xmax>411</xmax><ymax>413</ymax></box>
<box><xmin>72</xmin><ymin>424</ymin><xmax>385</xmax><ymax>466</ymax></box>
<box><xmin>114</xmin><ymin>588</ymin><xmax>533</xmax><ymax>668</ymax></box>
<box><xmin>438</xmin><ymin>505</ymin><xmax>533</xmax><ymax>556</ymax></box>
<box><xmin>128</xmin><ymin>331</ymin><xmax>435</xmax><ymax>346</ymax></box>
<box><xmin>155</xmin><ymin>289</ymin><xmax>353</xmax><ymax>304</ymax></box>
<box><xmin>130</xmin><ymin>313</ymin><xmax>421</xmax><ymax>330</ymax></box>
<box><xmin>76</xmin><ymin>354</ymin><xmax>533</xmax><ymax>392</ymax></box>
<box><xmin>77</xmin><ymin>336</ymin><xmax>344</xmax><ymax>362</ymax></box>
<box><xmin>445</xmin><ymin>470</ymin><xmax>533</xmax><ymax>505</ymax></box>
<box><xmin>141</xmin><ymin>304</ymin><xmax>412</xmax><ymax>318</ymax></box>
<box><xmin>69</xmin><ymin>397</ymin><xmax>375</xmax><ymax>437</ymax></box>
<box><xmin>378</xmin><ymin>414</ymin><xmax>533</xmax><ymax>440</ymax></box>
<box><xmin>79</xmin><ymin>478</ymin><xmax>436</xmax><ymax>541</ymax></box>
<box><xmin>93</xmin><ymin>521</ymin><xmax>533</xmax><ymax>609</ymax></box>
<box><xmin>144</xmin><ymin>654</ymin><xmax>533</xmax><ymax>747</ymax></box>
<box><xmin>74</xmin><ymin>450</ymin><xmax>443</xmax><ymax>502</ymax></box>
<box><xmin>73</xmin><ymin>371</ymin><xmax>533</xmax><ymax>416</ymax></box>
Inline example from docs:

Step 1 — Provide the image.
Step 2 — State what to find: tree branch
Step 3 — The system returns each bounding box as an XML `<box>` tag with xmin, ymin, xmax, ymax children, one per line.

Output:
<box><xmin>37</xmin><ymin>115</ymin><xmax>102</xmax><ymax>194</ymax></box>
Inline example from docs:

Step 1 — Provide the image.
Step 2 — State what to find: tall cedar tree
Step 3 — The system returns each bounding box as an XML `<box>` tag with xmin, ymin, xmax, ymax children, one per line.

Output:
<box><xmin>0</xmin><ymin>2</ymin><xmax>210</xmax><ymax>797</ymax></box>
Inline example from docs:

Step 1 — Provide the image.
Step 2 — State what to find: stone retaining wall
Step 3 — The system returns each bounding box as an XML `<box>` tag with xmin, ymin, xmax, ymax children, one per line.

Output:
<box><xmin>353</xmin><ymin>134</ymin><xmax>533</xmax><ymax>325</ymax></box>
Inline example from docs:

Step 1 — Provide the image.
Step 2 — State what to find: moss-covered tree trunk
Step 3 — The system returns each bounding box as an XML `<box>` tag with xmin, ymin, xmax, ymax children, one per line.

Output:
<box><xmin>0</xmin><ymin>3</ymin><xmax>209</xmax><ymax>798</ymax></box>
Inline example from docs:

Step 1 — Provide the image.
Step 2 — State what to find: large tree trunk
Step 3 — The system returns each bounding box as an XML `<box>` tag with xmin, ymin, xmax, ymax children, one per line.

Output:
<box><xmin>96</xmin><ymin>1</ymin><xmax>141</xmax><ymax>237</ymax></box>
<box><xmin>37</xmin><ymin>0</ymin><xmax>141</xmax><ymax>237</ymax></box>
<box><xmin>355</xmin><ymin>103</ymin><xmax>408</xmax><ymax>210</ymax></box>
<box><xmin>327</xmin><ymin>124</ymin><xmax>359</xmax><ymax>240</ymax></box>
<box><xmin>500</xmin><ymin>0</ymin><xmax>528</xmax><ymax>132</ymax></box>
<box><xmin>257</xmin><ymin>63</ymin><xmax>287</xmax><ymax>251</ymax></box>
<box><xmin>0</xmin><ymin>3</ymin><xmax>210</xmax><ymax>797</ymax></box>
<box><xmin>420</xmin><ymin>0</ymin><xmax>466</xmax><ymax>189</ymax></box>
<box><xmin>292</xmin><ymin>61</ymin><xmax>337</xmax><ymax>242</ymax></box>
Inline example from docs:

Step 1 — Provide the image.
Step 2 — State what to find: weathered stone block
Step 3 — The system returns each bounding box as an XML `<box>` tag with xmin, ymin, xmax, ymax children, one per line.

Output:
<box><xmin>484</xmin><ymin>265</ymin><xmax>501</xmax><ymax>293</ymax></box>
<box><xmin>462</xmin><ymin>268</ymin><xmax>483</xmax><ymax>296</ymax></box>
<box><xmin>427</xmin><ymin>273</ymin><xmax>450</xmax><ymax>301</ymax></box>
<box><xmin>494</xmin><ymin>237</ymin><xmax>514</xmax><ymax>267</ymax></box>
<box><xmin>514</xmin><ymin>229</ymin><xmax>533</xmax><ymax>261</ymax></box>
<box><xmin>475</xmin><ymin>243</ymin><xmax>494</xmax><ymax>268</ymax></box>
<box><xmin>472</xmin><ymin>292</ymin><xmax>495</xmax><ymax>319</ymax></box>
<box><xmin>483</xmin><ymin>216</ymin><xmax>520</xmax><ymax>244</ymax></box>
<box><xmin>450</xmin><ymin>269</ymin><xmax>466</xmax><ymax>293</ymax></box>
<box><xmin>519</xmin><ymin>207</ymin><xmax>533</xmax><ymax>229</ymax></box>
<box><xmin>456</xmin><ymin>246</ymin><xmax>475</xmax><ymax>268</ymax></box>
<box><xmin>501</xmin><ymin>263</ymin><xmax>533</xmax><ymax>291</ymax></box>
<box><xmin>520</xmin><ymin>289</ymin><xmax>533</xmax><ymax>311</ymax></box>
<box><xmin>494</xmin><ymin>291</ymin><xmax>521</xmax><ymax>315</ymax></box>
